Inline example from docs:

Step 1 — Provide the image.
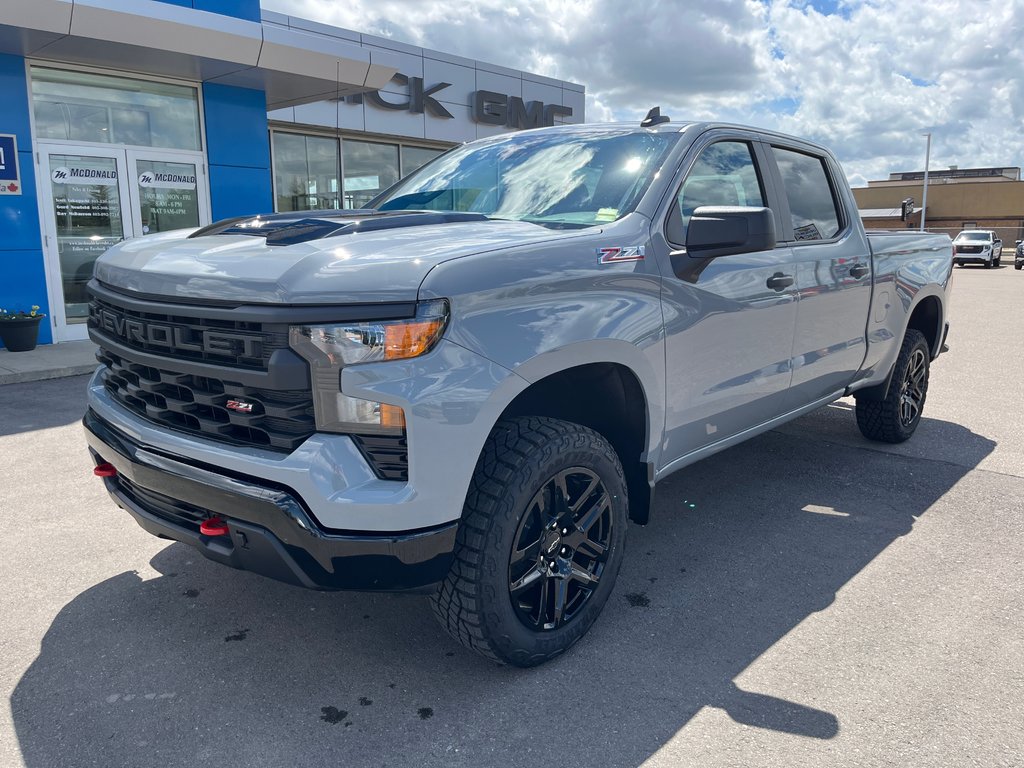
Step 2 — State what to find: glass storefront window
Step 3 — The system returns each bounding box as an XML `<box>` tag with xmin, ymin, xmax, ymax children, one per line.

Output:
<box><xmin>402</xmin><ymin>146</ymin><xmax>443</xmax><ymax>176</ymax></box>
<box><xmin>30</xmin><ymin>67</ymin><xmax>200</xmax><ymax>150</ymax></box>
<box><xmin>273</xmin><ymin>133</ymin><xmax>340</xmax><ymax>212</ymax></box>
<box><xmin>343</xmin><ymin>140</ymin><xmax>399</xmax><ymax>209</ymax></box>
<box><xmin>270</xmin><ymin>131</ymin><xmax>450</xmax><ymax>212</ymax></box>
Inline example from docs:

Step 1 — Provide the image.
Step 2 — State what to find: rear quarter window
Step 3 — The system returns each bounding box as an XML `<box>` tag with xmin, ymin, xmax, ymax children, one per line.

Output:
<box><xmin>771</xmin><ymin>146</ymin><xmax>842</xmax><ymax>242</ymax></box>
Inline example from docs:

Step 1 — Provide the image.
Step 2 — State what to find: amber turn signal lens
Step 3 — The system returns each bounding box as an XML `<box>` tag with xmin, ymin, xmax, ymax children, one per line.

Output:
<box><xmin>384</xmin><ymin>318</ymin><xmax>446</xmax><ymax>361</ymax></box>
<box><xmin>379</xmin><ymin>403</ymin><xmax>406</xmax><ymax>428</ymax></box>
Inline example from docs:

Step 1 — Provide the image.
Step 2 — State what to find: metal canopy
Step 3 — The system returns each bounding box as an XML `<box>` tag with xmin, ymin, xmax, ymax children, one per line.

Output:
<box><xmin>0</xmin><ymin>0</ymin><xmax>400</xmax><ymax>110</ymax></box>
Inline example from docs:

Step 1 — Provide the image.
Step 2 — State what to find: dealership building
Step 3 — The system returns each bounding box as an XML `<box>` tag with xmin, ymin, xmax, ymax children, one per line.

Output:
<box><xmin>854</xmin><ymin>167</ymin><xmax>1024</xmax><ymax>244</ymax></box>
<box><xmin>0</xmin><ymin>0</ymin><xmax>584</xmax><ymax>346</ymax></box>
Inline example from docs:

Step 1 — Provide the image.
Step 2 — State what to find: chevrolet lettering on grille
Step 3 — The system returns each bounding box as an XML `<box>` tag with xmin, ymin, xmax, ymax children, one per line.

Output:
<box><xmin>95</xmin><ymin>307</ymin><xmax>263</xmax><ymax>358</ymax></box>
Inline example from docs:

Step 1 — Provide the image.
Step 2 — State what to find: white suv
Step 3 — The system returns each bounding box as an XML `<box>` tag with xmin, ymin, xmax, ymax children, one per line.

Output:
<box><xmin>953</xmin><ymin>230</ymin><xmax>1003</xmax><ymax>268</ymax></box>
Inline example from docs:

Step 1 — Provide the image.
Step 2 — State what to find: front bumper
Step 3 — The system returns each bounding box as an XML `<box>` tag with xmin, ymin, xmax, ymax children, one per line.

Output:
<box><xmin>84</xmin><ymin>409</ymin><xmax>457</xmax><ymax>591</ymax></box>
<box><xmin>953</xmin><ymin>253</ymin><xmax>991</xmax><ymax>265</ymax></box>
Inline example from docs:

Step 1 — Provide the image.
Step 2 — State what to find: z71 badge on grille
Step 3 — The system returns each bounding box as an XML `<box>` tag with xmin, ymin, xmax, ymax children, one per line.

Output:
<box><xmin>225</xmin><ymin>399</ymin><xmax>255</xmax><ymax>413</ymax></box>
<box><xmin>597</xmin><ymin>246</ymin><xmax>645</xmax><ymax>264</ymax></box>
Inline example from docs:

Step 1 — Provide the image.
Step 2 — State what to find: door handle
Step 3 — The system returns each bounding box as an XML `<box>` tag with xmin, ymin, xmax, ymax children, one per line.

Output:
<box><xmin>849</xmin><ymin>264</ymin><xmax>870</xmax><ymax>279</ymax></box>
<box><xmin>766</xmin><ymin>272</ymin><xmax>794</xmax><ymax>291</ymax></box>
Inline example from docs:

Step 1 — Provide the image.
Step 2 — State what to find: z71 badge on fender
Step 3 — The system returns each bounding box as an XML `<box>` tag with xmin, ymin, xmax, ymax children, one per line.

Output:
<box><xmin>597</xmin><ymin>246</ymin><xmax>645</xmax><ymax>264</ymax></box>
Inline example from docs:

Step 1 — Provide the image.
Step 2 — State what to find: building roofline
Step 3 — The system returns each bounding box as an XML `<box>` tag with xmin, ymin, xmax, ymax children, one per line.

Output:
<box><xmin>0</xmin><ymin>0</ymin><xmax>401</xmax><ymax>109</ymax></box>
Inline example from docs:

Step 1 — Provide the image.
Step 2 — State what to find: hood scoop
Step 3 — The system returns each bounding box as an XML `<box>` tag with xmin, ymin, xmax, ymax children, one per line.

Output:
<box><xmin>189</xmin><ymin>209</ymin><xmax>491</xmax><ymax>246</ymax></box>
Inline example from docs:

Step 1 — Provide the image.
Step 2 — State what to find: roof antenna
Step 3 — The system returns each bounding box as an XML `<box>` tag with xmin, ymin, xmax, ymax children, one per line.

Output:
<box><xmin>641</xmin><ymin>107</ymin><xmax>670</xmax><ymax>127</ymax></box>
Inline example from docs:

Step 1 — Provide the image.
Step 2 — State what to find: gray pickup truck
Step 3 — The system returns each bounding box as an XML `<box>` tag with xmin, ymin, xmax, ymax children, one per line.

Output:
<box><xmin>83</xmin><ymin>117</ymin><xmax>953</xmax><ymax>666</ymax></box>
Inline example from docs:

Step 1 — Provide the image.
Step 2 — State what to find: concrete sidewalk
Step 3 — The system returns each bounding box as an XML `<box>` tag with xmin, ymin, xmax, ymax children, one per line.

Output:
<box><xmin>0</xmin><ymin>340</ymin><xmax>98</xmax><ymax>385</ymax></box>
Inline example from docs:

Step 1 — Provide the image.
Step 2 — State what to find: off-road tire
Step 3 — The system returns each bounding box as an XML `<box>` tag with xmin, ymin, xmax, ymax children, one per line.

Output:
<box><xmin>855</xmin><ymin>329</ymin><xmax>930</xmax><ymax>443</ymax></box>
<box><xmin>430</xmin><ymin>416</ymin><xmax>628</xmax><ymax>667</ymax></box>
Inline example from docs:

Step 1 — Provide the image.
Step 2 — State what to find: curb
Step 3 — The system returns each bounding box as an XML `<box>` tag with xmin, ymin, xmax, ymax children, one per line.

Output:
<box><xmin>0</xmin><ymin>364</ymin><xmax>97</xmax><ymax>386</ymax></box>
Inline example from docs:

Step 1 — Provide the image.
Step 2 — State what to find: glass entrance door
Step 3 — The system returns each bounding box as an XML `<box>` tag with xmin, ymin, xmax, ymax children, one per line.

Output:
<box><xmin>40</xmin><ymin>149</ymin><xmax>130</xmax><ymax>338</ymax></box>
<box><xmin>38</xmin><ymin>146</ymin><xmax>209</xmax><ymax>341</ymax></box>
<box><xmin>127</xmin><ymin>150</ymin><xmax>208</xmax><ymax>236</ymax></box>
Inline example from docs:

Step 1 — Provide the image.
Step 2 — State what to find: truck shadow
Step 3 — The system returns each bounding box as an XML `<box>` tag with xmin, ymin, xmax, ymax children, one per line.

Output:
<box><xmin>10</xmin><ymin>411</ymin><xmax>995</xmax><ymax>768</ymax></box>
<box><xmin>0</xmin><ymin>375</ymin><xmax>91</xmax><ymax>437</ymax></box>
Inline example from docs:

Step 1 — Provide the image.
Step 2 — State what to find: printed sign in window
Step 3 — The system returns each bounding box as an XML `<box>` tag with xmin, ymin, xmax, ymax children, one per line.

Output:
<box><xmin>136</xmin><ymin>160</ymin><xmax>200</xmax><ymax>235</ymax></box>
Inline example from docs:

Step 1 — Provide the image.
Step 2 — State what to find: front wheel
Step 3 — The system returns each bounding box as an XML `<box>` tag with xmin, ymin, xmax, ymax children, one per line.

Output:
<box><xmin>431</xmin><ymin>416</ymin><xmax>628</xmax><ymax>667</ymax></box>
<box><xmin>855</xmin><ymin>329</ymin><xmax>930</xmax><ymax>443</ymax></box>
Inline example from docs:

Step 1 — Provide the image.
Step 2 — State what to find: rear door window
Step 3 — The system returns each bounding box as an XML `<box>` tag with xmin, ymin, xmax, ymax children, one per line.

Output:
<box><xmin>771</xmin><ymin>147</ymin><xmax>842</xmax><ymax>241</ymax></box>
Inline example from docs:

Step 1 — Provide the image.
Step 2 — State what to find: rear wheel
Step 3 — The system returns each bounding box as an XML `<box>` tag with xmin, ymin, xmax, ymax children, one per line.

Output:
<box><xmin>855</xmin><ymin>329</ymin><xmax>930</xmax><ymax>443</ymax></box>
<box><xmin>431</xmin><ymin>416</ymin><xmax>628</xmax><ymax>667</ymax></box>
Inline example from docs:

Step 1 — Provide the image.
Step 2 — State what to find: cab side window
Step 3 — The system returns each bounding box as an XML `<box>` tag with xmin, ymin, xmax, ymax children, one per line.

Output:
<box><xmin>771</xmin><ymin>146</ymin><xmax>842</xmax><ymax>241</ymax></box>
<box><xmin>672</xmin><ymin>141</ymin><xmax>765</xmax><ymax>244</ymax></box>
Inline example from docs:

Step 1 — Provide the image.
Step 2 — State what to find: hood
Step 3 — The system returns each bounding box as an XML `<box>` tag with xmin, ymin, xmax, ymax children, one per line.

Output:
<box><xmin>93</xmin><ymin>217</ymin><xmax>588</xmax><ymax>304</ymax></box>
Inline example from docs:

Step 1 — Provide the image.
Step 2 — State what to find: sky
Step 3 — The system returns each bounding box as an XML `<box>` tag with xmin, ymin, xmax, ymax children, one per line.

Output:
<box><xmin>263</xmin><ymin>0</ymin><xmax>1024</xmax><ymax>187</ymax></box>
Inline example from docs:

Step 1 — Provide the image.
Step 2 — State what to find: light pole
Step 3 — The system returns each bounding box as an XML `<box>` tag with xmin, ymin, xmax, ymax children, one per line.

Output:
<box><xmin>920</xmin><ymin>132</ymin><xmax>931</xmax><ymax>232</ymax></box>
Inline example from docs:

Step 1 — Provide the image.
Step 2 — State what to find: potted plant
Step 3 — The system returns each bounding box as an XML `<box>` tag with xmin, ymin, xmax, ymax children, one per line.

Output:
<box><xmin>0</xmin><ymin>305</ymin><xmax>47</xmax><ymax>352</ymax></box>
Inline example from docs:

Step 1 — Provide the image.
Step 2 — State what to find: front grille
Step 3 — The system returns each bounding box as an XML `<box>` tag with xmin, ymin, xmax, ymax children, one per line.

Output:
<box><xmin>91</xmin><ymin>290</ymin><xmax>412</xmax><ymax>478</ymax></box>
<box><xmin>89</xmin><ymin>296</ymin><xmax>289</xmax><ymax>371</ymax></box>
<box><xmin>97</xmin><ymin>348</ymin><xmax>411</xmax><ymax>479</ymax></box>
<box><xmin>956</xmin><ymin>245</ymin><xmax>983</xmax><ymax>254</ymax></box>
<box><xmin>98</xmin><ymin>348</ymin><xmax>316</xmax><ymax>453</ymax></box>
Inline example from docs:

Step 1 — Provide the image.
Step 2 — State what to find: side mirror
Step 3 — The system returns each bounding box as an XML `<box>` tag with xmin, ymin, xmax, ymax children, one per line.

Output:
<box><xmin>685</xmin><ymin>206</ymin><xmax>776</xmax><ymax>259</ymax></box>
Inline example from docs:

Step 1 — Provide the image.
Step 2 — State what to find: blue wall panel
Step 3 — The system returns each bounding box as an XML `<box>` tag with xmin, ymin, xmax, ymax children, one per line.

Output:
<box><xmin>203</xmin><ymin>82</ymin><xmax>272</xmax><ymax>220</ymax></box>
<box><xmin>154</xmin><ymin>0</ymin><xmax>261</xmax><ymax>21</ymax></box>
<box><xmin>204</xmin><ymin>83</ymin><xmax>271</xmax><ymax>169</ymax></box>
<box><xmin>0</xmin><ymin>55</ymin><xmax>33</xmax><ymax>142</ymax></box>
<box><xmin>194</xmin><ymin>0</ymin><xmax>261</xmax><ymax>22</ymax></box>
<box><xmin>0</xmin><ymin>53</ymin><xmax>51</xmax><ymax>348</ymax></box>
<box><xmin>207</xmin><ymin>165</ymin><xmax>272</xmax><ymax>221</ymax></box>
<box><xmin>4</xmin><ymin>148</ymin><xmax>43</xmax><ymax>251</ymax></box>
<box><xmin>0</xmin><ymin>250</ymin><xmax>53</xmax><ymax>346</ymax></box>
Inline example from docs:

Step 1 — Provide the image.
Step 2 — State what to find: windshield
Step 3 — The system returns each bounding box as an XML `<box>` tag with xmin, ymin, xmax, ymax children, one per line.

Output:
<box><xmin>955</xmin><ymin>232</ymin><xmax>993</xmax><ymax>242</ymax></box>
<box><xmin>372</xmin><ymin>129</ymin><xmax>678</xmax><ymax>229</ymax></box>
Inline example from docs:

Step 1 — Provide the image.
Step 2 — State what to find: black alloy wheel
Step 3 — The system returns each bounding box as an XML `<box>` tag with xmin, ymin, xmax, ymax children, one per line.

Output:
<box><xmin>855</xmin><ymin>328</ymin><xmax>930</xmax><ymax>444</ymax></box>
<box><xmin>508</xmin><ymin>467</ymin><xmax>614</xmax><ymax>631</ymax></box>
<box><xmin>898</xmin><ymin>347</ymin><xmax>928</xmax><ymax>429</ymax></box>
<box><xmin>431</xmin><ymin>416</ymin><xmax>628</xmax><ymax>667</ymax></box>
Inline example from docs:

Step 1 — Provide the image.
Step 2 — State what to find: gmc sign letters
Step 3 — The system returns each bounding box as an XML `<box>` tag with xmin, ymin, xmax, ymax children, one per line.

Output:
<box><xmin>473</xmin><ymin>90</ymin><xmax>572</xmax><ymax>129</ymax></box>
<box><xmin>348</xmin><ymin>74</ymin><xmax>574</xmax><ymax>129</ymax></box>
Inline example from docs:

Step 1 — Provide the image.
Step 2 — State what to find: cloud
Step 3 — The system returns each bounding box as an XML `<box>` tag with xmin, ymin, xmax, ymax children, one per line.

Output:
<box><xmin>265</xmin><ymin>0</ymin><xmax>1024</xmax><ymax>185</ymax></box>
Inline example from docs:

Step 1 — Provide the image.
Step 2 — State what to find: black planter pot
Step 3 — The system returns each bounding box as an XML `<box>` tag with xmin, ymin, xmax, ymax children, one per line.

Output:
<box><xmin>0</xmin><ymin>316</ymin><xmax>44</xmax><ymax>352</ymax></box>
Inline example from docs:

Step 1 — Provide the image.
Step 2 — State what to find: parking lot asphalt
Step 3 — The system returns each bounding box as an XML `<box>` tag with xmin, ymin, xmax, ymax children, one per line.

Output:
<box><xmin>2</xmin><ymin>265</ymin><xmax>1022</xmax><ymax>768</ymax></box>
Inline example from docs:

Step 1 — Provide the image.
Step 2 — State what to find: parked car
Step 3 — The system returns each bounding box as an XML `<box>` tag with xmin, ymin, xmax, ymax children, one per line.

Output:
<box><xmin>1015</xmin><ymin>239</ymin><xmax>1023</xmax><ymax>270</ymax></box>
<box><xmin>83</xmin><ymin>118</ymin><xmax>954</xmax><ymax>666</ymax></box>
<box><xmin>953</xmin><ymin>230</ymin><xmax>1002</xmax><ymax>268</ymax></box>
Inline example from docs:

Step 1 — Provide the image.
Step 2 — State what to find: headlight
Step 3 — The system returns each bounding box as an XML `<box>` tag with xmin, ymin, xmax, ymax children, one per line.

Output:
<box><xmin>289</xmin><ymin>299</ymin><xmax>448</xmax><ymax>434</ymax></box>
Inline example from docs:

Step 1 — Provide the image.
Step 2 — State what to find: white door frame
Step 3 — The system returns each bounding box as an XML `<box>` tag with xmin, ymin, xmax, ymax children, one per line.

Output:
<box><xmin>125</xmin><ymin>148</ymin><xmax>211</xmax><ymax>237</ymax></box>
<box><xmin>37</xmin><ymin>144</ymin><xmax>133</xmax><ymax>342</ymax></box>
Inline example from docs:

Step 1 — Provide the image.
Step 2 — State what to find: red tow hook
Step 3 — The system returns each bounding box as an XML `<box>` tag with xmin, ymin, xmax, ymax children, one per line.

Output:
<box><xmin>200</xmin><ymin>517</ymin><xmax>230</xmax><ymax>537</ymax></box>
<box><xmin>93</xmin><ymin>462</ymin><xmax>118</xmax><ymax>477</ymax></box>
